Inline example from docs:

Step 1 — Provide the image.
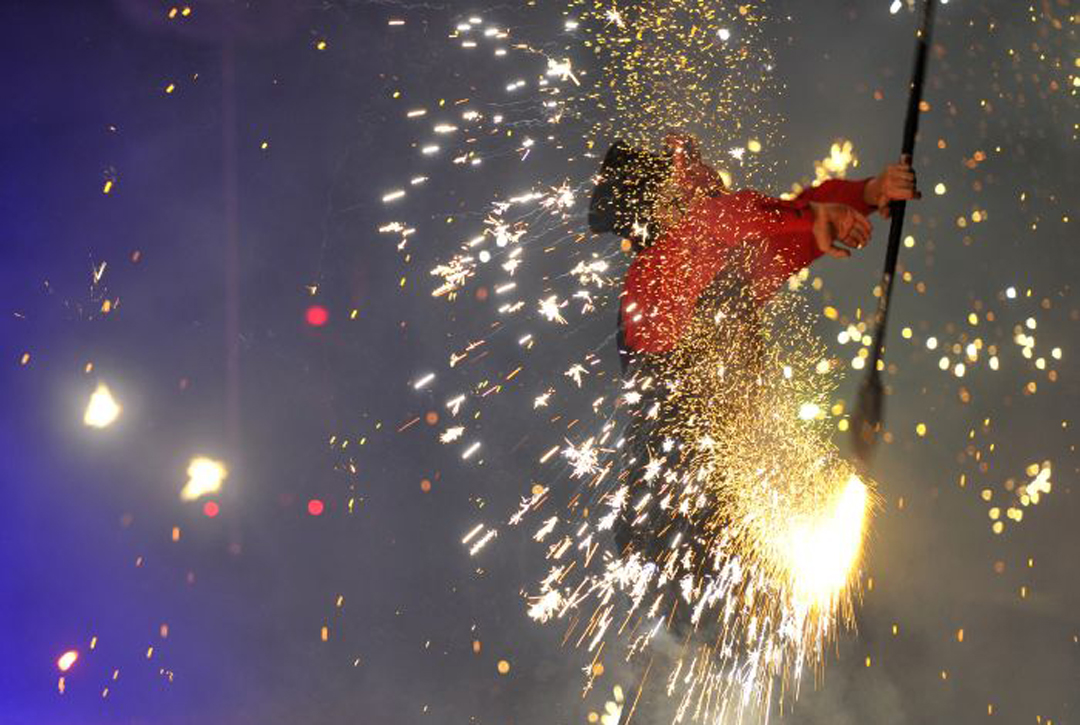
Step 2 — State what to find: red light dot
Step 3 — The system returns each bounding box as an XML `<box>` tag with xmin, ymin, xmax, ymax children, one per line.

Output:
<box><xmin>203</xmin><ymin>501</ymin><xmax>220</xmax><ymax>518</ymax></box>
<box><xmin>307</xmin><ymin>499</ymin><xmax>324</xmax><ymax>516</ymax></box>
<box><xmin>305</xmin><ymin>305</ymin><xmax>329</xmax><ymax>327</ymax></box>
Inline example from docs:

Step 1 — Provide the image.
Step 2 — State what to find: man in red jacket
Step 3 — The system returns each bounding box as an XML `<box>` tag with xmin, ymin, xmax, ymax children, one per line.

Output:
<box><xmin>590</xmin><ymin>133</ymin><xmax>919</xmax><ymax>558</ymax></box>
<box><xmin>617</xmin><ymin>133</ymin><xmax>918</xmax><ymax>356</ymax></box>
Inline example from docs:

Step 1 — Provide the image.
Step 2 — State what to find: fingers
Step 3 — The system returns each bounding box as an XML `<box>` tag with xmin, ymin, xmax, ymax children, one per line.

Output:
<box><xmin>837</xmin><ymin>210</ymin><xmax>872</xmax><ymax>249</ymax></box>
<box><xmin>885</xmin><ymin>163</ymin><xmax>920</xmax><ymax>202</ymax></box>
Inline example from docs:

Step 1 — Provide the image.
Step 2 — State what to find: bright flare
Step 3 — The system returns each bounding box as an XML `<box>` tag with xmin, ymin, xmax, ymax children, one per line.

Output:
<box><xmin>180</xmin><ymin>457</ymin><xmax>227</xmax><ymax>501</ymax></box>
<box><xmin>83</xmin><ymin>383</ymin><xmax>121</xmax><ymax>428</ymax></box>
<box><xmin>782</xmin><ymin>475</ymin><xmax>869</xmax><ymax>607</ymax></box>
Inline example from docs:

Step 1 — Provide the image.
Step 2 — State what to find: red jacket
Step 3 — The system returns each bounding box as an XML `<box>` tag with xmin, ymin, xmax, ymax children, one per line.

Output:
<box><xmin>620</xmin><ymin>179</ymin><xmax>874</xmax><ymax>353</ymax></box>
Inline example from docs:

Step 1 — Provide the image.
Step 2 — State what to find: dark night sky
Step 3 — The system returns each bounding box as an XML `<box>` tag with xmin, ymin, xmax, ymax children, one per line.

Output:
<box><xmin>1</xmin><ymin>1</ymin><xmax>1076</xmax><ymax>724</ymax></box>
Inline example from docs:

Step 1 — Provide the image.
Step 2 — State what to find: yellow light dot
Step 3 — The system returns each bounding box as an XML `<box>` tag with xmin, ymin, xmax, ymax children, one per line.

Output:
<box><xmin>747</xmin><ymin>139</ymin><xmax>762</xmax><ymax>153</ymax></box>
<box><xmin>164</xmin><ymin>83</ymin><xmax>176</xmax><ymax>94</ymax></box>
<box><xmin>916</xmin><ymin>423</ymin><xmax>927</xmax><ymax>436</ymax></box>
<box><xmin>316</xmin><ymin>40</ymin><xmax>328</xmax><ymax>51</ymax></box>
<box><xmin>103</xmin><ymin>180</ymin><xmax>114</xmax><ymax>194</ymax></box>
<box><xmin>260</xmin><ymin>141</ymin><xmax>269</xmax><ymax>150</ymax></box>
<box><xmin>823</xmin><ymin>305</ymin><xmax>838</xmax><ymax>320</ymax></box>
<box><xmin>901</xmin><ymin>327</ymin><xmax>912</xmax><ymax>339</ymax></box>
<box><xmin>956</xmin><ymin>628</ymin><xmax>964</xmax><ymax>642</ymax></box>
<box><xmin>934</xmin><ymin>182</ymin><xmax>946</xmax><ymax>195</ymax></box>
<box><xmin>320</xmin><ymin>626</ymin><xmax>329</xmax><ymax>641</ymax></box>
<box><xmin>497</xmin><ymin>659</ymin><xmax>510</xmax><ymax>674</ymax></box>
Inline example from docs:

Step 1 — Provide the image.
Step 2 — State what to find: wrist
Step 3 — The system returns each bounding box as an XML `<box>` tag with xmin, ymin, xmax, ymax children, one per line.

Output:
<box><xmin>863</xmin><ymin>176</ymin><xmax>880</xmax><ymax>207</ymax></box>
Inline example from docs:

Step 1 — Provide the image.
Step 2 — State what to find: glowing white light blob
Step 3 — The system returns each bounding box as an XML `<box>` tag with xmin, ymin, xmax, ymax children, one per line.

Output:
<box><xmin>782</xmin><ymin>475</ymin><xmax>869</xmax><ymax>607</ymax></box>
<box><xmin>84</xmin><ymin>383</ymin><xmax>121</xmax><ymax>428</ymax></box>
<box><xmin>180</xmin><ymin>457</ymin><xmax>227</xmax><ymax>501</ymax></box>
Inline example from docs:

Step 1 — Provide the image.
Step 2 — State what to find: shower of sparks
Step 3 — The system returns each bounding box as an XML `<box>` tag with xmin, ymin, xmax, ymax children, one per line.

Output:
<box><xmin>5</xmin><ymin>0</ymin><xmax>1069</xmax><ymax>720</ymax></box>
<box><xmin>381</xmin><ymin>3</ymin><xmax>871</xmax><ymax>720</ymax></box>
<box><xmin>360</xmin><ymin>1</ymin><xmax>1077</xmax><ymax>722</ymax></box>
<box><xmin>521</xmin><ymin>272</ymin><xmax>875</xmax><ymax>722</ymax></box>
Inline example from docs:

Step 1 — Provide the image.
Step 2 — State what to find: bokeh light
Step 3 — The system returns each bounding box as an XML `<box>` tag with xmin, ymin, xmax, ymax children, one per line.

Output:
<box><xmin>56</xmin><ymin>650</ymin><xmax>78</xmax><ymax>672</ymax></box>
<box><xmin>180</xmin><ymin>457</ymin><xmax>227</xmax><ymax>502</ymax></box>
<box><xmin>305</xmin><ymin>305</ymin><xmax>329</xmax><ymax>327</ymax></box>
<box><xmin>83</xmin><ymin>383</ymin><xmax>121</xmax><ymax>429</ymax></box>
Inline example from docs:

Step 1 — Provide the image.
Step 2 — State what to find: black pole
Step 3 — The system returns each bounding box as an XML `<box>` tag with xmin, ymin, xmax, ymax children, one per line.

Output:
<box><xmin>851</xmin><ymin>0</ymin><xmax>937</xmax><ymax>463</ymax></box>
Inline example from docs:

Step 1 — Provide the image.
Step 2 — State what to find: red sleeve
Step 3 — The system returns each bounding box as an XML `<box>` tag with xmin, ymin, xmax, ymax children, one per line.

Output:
<box><xmin>621</xmin><ymin>190</ymin><xmax>820</xmax><ymax>354</ymax></box>
<box><xmin>795</xmin><ymin>178</ymin><xmax>875</xmax><ymax>216</ymax></box>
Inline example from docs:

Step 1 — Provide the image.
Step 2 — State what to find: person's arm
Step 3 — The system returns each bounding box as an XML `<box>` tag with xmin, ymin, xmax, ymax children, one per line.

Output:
<box><xmin>798</xmin><ymin>162</ymin><xmax>920</xmax><ymax>217</ymax></box>
<box><xmin>796</xmin><ymin>178</ymin><xmax>876</xmax><ymax>216</ymax></box>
